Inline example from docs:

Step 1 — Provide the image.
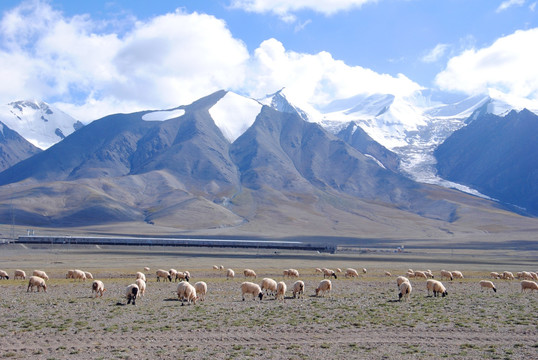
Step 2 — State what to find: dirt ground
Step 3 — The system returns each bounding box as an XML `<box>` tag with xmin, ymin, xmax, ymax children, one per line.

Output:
<box><xmin>0</xmin><ymin>244</ymin><xmax>537</xmax><ymax>359</ymax></box>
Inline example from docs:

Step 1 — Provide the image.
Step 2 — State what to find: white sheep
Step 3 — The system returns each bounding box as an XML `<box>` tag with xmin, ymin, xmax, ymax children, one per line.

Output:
<box><xmin>425</xmin><ymin>270</ymin><xmax>434</xmax><ymax>278</ymax></box>
<box><xmin>396</xmin><ymin>276</ymin><xmax>409</xmax><ymax>289</ymax></box>
<box><xmin>72</xmin><ymin>269</ymin><xmax>86</xmax><ymax>281</ymax></box>
<box><xmin>344</xmin><ymin>268</ymin><xmax>359</xmax><ymax>278</ymax></box>
<box><xmin>276</xmin><ymin>281</ymin><xmax>287</xmax><ymax>301</ymax></box>
<box><xmin>219</xmin><ymin>265</ymin><xmax>224</xmax><ymax>270</ymax></box>
<box><xmin>91</xmin><ymin>280</ymin><xmax>106</xmax><ymax>297</ymax></box>
<box><xmin>177</xmin><ymin>282</ymin><xmax>197</xmax><ymax>305</ymax></box>
<box><xmin>406</xmin><ymin>271</ymin><xmax>415</xmax><ymax>278</ymax></box>
<box><xmin>244</xmin><ymin>269</ymin><xmax>257</xmax><ymax>279</ymax></box>
<box><xmin>414</xmin><ymin>271</ymin><xmax>427</xmax><ymax>279</ymax></box>
<box><xmin>194</xmin><ymin>281</ymin><xmax>207</xmax><ymax>301</ymax></box>
<box><xmin>426</xmin><ymin>279</ymin><xmax>448</xmax><ymax>297</ymax></box>
<box><xmin>315</xmin><ymin>268</ymin><xmax>323</xmax><ymax>273</ymax></box>
<box><xmin>240</xmin><ymin>282</ymin><xmax>263</xmax><ymax>301</ymax></box>
<box><xmin>0</xmin><ymin>270</ymin><xmax>9</xmax><ymax>279</ymax></box>
<box><xmin>169</xmin><ymin>269</ymin><xmax>179</xmax><ymax>281</ymax></box>
<box><xmin>125</xmin><ymin>283</ymin><xmax>139</xmax><ymax>305</ymax></box>
<box><xmin>440</xmin><ymin>270</ymin><xmax>453</xmax><ymax>281</ymax></box>
<box><xmin>156</xmin><ymin>269</ymin><xmax>172</xmax><ymax>282</ymax></box>
<box><xmin>14</xmin><ymin>269</ymin><xmax>26</xmax><ymax>280</ymax></box>
<box><xmin>384</xmin><ymin>271</ymin><xmax>392</xmax><ymax>277</ymax></box>
<box><xmin>323</xmin><ymin>269</ymin><xmax>337</xmax><ymax>279</ymax></box>
<box><xmin>490</xmin><ymin>272</ymin><xmax>500</xmax><ymax>279</ymax></box>
<box><xmin>285</xmin><ymin>269</ymin><xmax>299</xmax><ymax>278</ymax></box>
<box><xmin>84</xmin><ymin>271</ymin><xmax>93</xmax><ymax>280</ymax></box>
<box><xmin>135</xmin><ymin>278</ymin><xmax>146</xmax><ymax>297</ymax></box>
<box><xmin>292</xmin><ymin>280</ymin><xmax>305</xmax><ymax>299</ymax></box>
<box><xmin>520</xmin><ymin>280</ymin><xmax>538</xmax><ymax>292</ymax></box>
<box><xmin>315</xmin><ymin>279</ymin><xmax>332</xmax><ymax>297</ymax></box>
<box><xmin>226</xmin><ymin>269</ymin><xmax>235</xmax><ymax>279</ymax></box>
<box><xmin>399</xmin><ymin>281</ymin><xmax>412</xmax><ymax>301</ymax></box>
<box><xmin>144</xmin><ymin>267</ymin><xmax>150</xmax><ymax>272</ymax></box>
<box><xmin>32</xmin><ymin>270</ymin><xmax>49</xmax><ymax>281</ymax></box>
<box><xmin>66</xmin><ymin>269</ymin><xmax>75</xmax><ymax>279</ymax></box>
<box><xmin>176</xmin><ymin>271</ymin><xmax>190</xmax><ymax>282</ymax></box>
<box><xmin>336</xmin><ymin>268</ymin><xmax>342</xmax><ymax>273</ymax></box>
<box><xmin>213</xmin><ymin>265</ymin><xmax>219</xmax><ymax>270</ymax></box>
<box><xmin>502</xmin><ymin>271</ymin><xmax>515</xmax><ymax>280</ymax></box>
<box><xmin>451</xmin><ymin>271</ymin><xmax>464</xmax><ymax>279</ymax></box>
<box><xmin>27</xmin><ymin>276</ymin><xmax>47</xmax><ymax>292</ymax></box>
<box><xmin>260</xmin><ymin>278</ymin><xmax>278</xmax><ymax>297</ymax></box>
<box><xmin>478</xmin><ymin>280</ymin><xmax>497</xmax><ymax>293</ymax></box>
<box><xmin>362</xmin><ymin>268</ymin><xmax>367</xmax><ymax>274</ymax></box>
<box><xmin>136</xmin><ymin>272</ymin><xmax>146</xmax><ymax>282</ymax></box>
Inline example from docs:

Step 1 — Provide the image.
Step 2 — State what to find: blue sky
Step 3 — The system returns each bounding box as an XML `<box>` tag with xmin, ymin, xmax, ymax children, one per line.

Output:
<box><xmin>0</xmin><ymin>0</ymin><xmax>536</xmax><ymax>120</ymax></box>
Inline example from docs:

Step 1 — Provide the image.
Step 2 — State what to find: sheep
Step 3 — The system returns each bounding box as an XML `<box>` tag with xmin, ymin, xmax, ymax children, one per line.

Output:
<box><xmin>194</xmin><ymin>281</ymin><xmax>207</xmax><ymax>301</ymax></box>
<box><xmin>323</xmin><ymin>269</ymin><xmax>337</xmax><ymax>279</ymax></box>
<box><xmin>426</xmin><ymin>279</ymin><xmax>448</xmax><ymax>297</ymax></box>
<box><xmin>292</xmin><ymin>280</ymin><xmax>305</xmax><ymax>299</ymax></box>
<box><xmin>478</xmin><ymin>280</ymin><xmax>497</xmax><ymax>293</ymax></box>
<box><xmin>175</xmin><ymin>271</ymin><xmax>190</xmax><ymax>282</ymax></box>
<box><xmin>502</xmin><ymin>271</ymin><xmax>515</xmax><ymax>280</ymax></box>
<box><xmin>315</xmin><ymin>279</ymin><xmax>332</xmax><ymax>297</ymax></box>
<box><xmin>315</xmin><ymin>268</ymin><xmax>323</xmax><ymax>273</ymax></box>
<box><xmin>177</xmin><ymin>282</ymin><xmax>197</xmax><ymax>305</ymax></box>
<box><xmin>384</xmin><ymin>271</ymin><xmax>392</xmax><ymax>277</ymax></box>
<box><xmin>531</xmin><ymin>272</ymin><xmax>538</xmax><ymax>281</ymax></box>
<box><xmin>144</xmin><ymin>267</ymin><xmax>151</xmax><ymax>272</ymax></box>
<box><xmin>84</xmin><ymin>271</ymin><xmax>93</xmax><ymax>280</ymax></box>
<box><xmin>396</xmin><ymin>276</ymin><xmax>409</xmax><ymax>289</ymax></box>
<box><xmin>71</xmin><ymin>269</ymin><xmax>86</xmax><ymax>281</ymax></box>
<box><xmin>0</xmin><ymin>270</ymin><xmax>9</xmax><ymax>279</ymax></box>
<box><xmin>520</xmin><ymin>280</ymin><xmax>538</xmax><ymax>292</ymax></box>
<box><xmin>27</xmin><ymin>276</ymin><xmax>47</xmax><ymax>292</ymax></box>
<box><xmin>244</xmin><ymin>269</ymin><xmax>257</xmax><ymax>279</ymax></box>
<box><xmin>65</xmin><ymin>270</ymin><xmax>74</xmax><ymax>279</ymax></box>
<box><xmin>240</xmin><ymin>282</ymin><xmax>263</xmax><ymax>301</ymax></box>
<box><xmin>14</xmin><ymin>269</ymin><xmax>26</xmax><ymax>280</ymax></box>
<box><xmin>91</xmin><ymin>280</ymin><xmax>106</xmax><ymax>297</ymax></box>
<box><xmin>451</xmin><ymin>271</ymin><xmax>464</xmax><ymax>280</ymax></box>
<box><xmin>226</xmin><ymin>269</ymin><xmax>235</xmax><ymax>279</ymax></box>
<box><xmin>213</xmin><ymin>265</ymin><xmax>219</xmax><ymax>270</ymax></box>
<box><xmin>399</xmin><ymin>281</ymin><xmax>412</xmax><ymax>302</ymax></box>
<box><xmin>135</xmin><ymin>278</ymin><xmax>146</xmax><ymax>297</ymax></box>
<box><xmin>276</xmin><ymin>281</ymin><xmax>287</xmax><ymax>301</ymax></box>
<box><xmin>425</xmin><ymin>270</ymin><xmax>434</xmax><ymax>278</ymax></box>
<box><xmin>125</xmin><ymin>284</ymin><xmax>139</xmax><ymax>305</ymax></box>
<box><xmin>169</xmin><ymin>269</ymin><xmax>179</xmax><ymax>281</ymax></box>
<box><xmin>440</xmin><ymin>270</ymin><xmax>453</xmax><ymax>281</ymax></box>
<box><xmin>406</xmin><ymin>271</ymin><xmax>415</xmax><ymax>278</ymax></box>
<box><xmin>219</xmin><ymin>265</ymin><xmax>224</xmax><ymax>270</ymax></box>
<box><xmin>490</xmin><ymin>272</ymin><xmax>500</xmax><ymax>279</ymax></box>
<box><xmin>345</xmin><ymin>268</ymin><xmax>359</xmax><ymax>278</ymax></box>
<box><xmin>260</xmin><ymin>278</ymin><xmax>278</xmax><ymax>297</ymax></box>
<box><xmin>156</xmin><ymin>269</ymin><xmax>172</xmax><ymax>282</ymax></box>
<box><xmin>32</xmin><ymin>270</ymin><xmax>49</xmax><ymax>281</ymax></box>
<box><xmin>284</xmin><ymin>269</ymin><xmax>299</xmax><ymax>278</ymax></box>
<box><xmin>336</xmin><ymin>268</ymin><xmax>342</xmax><ymax>273</ymax></box>
<box><xmin>414</xmin><ymin>271</ymin><xmax>427</xmax><ymax>279</ymax></box>
<box><xmin>362</xmin><ymin>268</ymin><xmax>367</xmax><ymax>274</ymax></box>
<box><xmin>136</xmin><ymin>272</ymin><xmax>146</xmax><ymax>282</ymax></box>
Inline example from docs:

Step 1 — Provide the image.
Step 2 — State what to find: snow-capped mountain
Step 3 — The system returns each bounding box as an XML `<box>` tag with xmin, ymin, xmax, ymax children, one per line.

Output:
<box><xmin>0</xmin><ymin>100</ymin><xmax>83</xmax><ymax>149</ymax></box>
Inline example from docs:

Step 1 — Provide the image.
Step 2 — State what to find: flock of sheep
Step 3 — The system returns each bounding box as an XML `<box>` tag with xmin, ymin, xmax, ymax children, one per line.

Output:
<box><xmin>1</xmin><ymin>266</ymin><xmax>537</xmax><ymax>306</ymax></box>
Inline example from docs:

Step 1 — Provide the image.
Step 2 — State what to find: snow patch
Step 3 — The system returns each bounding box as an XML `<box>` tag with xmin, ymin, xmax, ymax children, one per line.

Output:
<box><xmin>142</xmin><ymin>109</ymin><xmax>185</xmax><ymax>121</ymax></box>
<box><xmin>209</xmin><ymin>92</ymin><xmax>262</xmax><ymax>142</ymax></box>
<box><xmin>364</xmin><ymin>154</ymin><xmax>386</xmax><ymax>169</ymax></box>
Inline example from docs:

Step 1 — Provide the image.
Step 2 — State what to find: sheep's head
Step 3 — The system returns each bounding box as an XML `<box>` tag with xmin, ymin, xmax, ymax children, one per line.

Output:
<box><xmin>185</xmin><ymin>275</ymin><xmax>190</xmax><ymax>282</ymax></box>
<box><xmin>442</xmin><ymin>291</ymin><xmax>448</xmax><ymax>297</ymax></box>
<box><xmin>42</xmin><ymin>284</ymin><xmax>47</xmax><ymax>292</ymax></box>
<box><xmin>167</xmin><ymin>275</ymin><xmax>172</xmax><ymax>282</ymax></box>
<box><xmin>258</xmin><ymin>292</ymin><xmax>263</xmax><ymax>300</ymax></box>
<box><xmin>332</xmin><ymin>273</ymin><xmax>337</xmax><ymax>279</ymax></box>
<box><xmin>315</xmin><ymin>288</ymin><xmax>320</xmax><ymax>296</ymax></box>
<box><xmin>398</xmin><ymin>292</ymin><xmax>403</xmax><ymax>300</ymax></box>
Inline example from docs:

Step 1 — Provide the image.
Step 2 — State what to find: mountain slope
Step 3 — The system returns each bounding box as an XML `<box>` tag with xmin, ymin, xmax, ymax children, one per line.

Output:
<box><xmin>0</xmin><ymin>121</ymin><xmax>42</xmax><ymax>172</ymax></box>
<box><xmin>435</xmin><ymin>109</ymin><xmax>538</xmax><ymax>214</ymax></box>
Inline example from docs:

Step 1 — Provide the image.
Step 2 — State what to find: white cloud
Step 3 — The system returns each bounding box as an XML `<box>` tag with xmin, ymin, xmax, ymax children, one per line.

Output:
<box><xmin>496</xmin><ymin>0</ymin><xmax>525</xmax><ymax>12</ymax></box>
<box><xmin>230</xmin><ymin>0</ymin><xmax>378</xmax><ymax>22</ymax></box>
<box><xmin>421</xmin><ymin>43</ymin><xmax>450</xmax><ymax>63</ymax></box>
<box><xmin>435</xmin><ymin>28</ymin><xmax>538</xmax><ymax>105</ymax></box>
<box><xmin>530</xmin><ymin>2</ymin><xmax>537</xmax><ymax>11</ymax></box>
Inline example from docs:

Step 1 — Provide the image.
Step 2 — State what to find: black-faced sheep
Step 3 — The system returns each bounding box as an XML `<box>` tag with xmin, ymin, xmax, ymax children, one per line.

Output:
<box><xmin>91</xmin><ymin>280</ymin><xmax>106</xmax><ymax>297</ymax></box>
<box><xmin>27</xmin><ymin>276</ymin><xmax>47</xmax><ymax>292</ymax></box>
<box><xmin>478</xmin><ymin>280</ymin><xmax>497</xmax><ymax>293</ymax></box>
<box><xmin>240</xmin><ymin>282</ymin><xmax>263</xmax><ymax>301</ymax></box>
<box><xmin>125</xmin><ymin>284</ymin><xmax>139</xmax><ymax>305</ymax></box>
<box><xmin>315</xmin><ymin>279</ymin><xmax>332</xmax><ymax>297</ymax></box>
<box><xmin>156</xmin><ymin>269</ymin><xmax>172</xmax><ymax>282</ymax></box>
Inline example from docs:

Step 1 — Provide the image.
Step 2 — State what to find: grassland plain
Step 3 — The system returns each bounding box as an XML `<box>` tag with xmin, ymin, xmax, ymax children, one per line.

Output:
<box><xmin>0</xmin><ymin>244</ymin><xmax>537</xmax><ymax>359</ymax></box>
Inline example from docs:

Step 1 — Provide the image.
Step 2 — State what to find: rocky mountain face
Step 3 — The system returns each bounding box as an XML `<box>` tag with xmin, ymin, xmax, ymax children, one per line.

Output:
<box><xmin>0</xmin><ymin>121</ymin><xmax>41</xmax><ymax>172</ymax></box>
<box><xmin>435</xmin><ymin>109</ymin><xmax>538</xmax><ymax>215</ymax></box>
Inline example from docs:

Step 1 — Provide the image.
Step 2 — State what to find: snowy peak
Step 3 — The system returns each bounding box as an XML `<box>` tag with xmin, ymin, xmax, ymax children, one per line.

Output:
<box><xmin>1</xmin><ymin>100</ymin><xmax>82</xmax><ymax>149</ymax></box>
<box><xmin>258</xmin><ymin>89</ymin><xmax>309</xmax><ymax>122</ymax></box>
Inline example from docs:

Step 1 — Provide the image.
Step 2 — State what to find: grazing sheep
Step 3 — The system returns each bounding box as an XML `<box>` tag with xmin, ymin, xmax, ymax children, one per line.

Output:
<box><xmin>336</xmin><ymin>268</ymin><xmax>342</xmax><ymax>273</ymax></box>
<box><xmin>65</xmin><ymin>270</ymin><xmax>75</xmax><ymax>279</ymax></box>
<box><xmin>323</xmin><ymin>269</ymin><xmax>337</xmax><ymax>279</ymax></box>
<box><xmin>27</xmin><ymin>276</ymin><xmax>47</xmax><ymax>292</ymax></box>
<box><xmin>177</xmin><ymin>282</ymin><xmax>197</xmax><ymax>305</ymax></box>
<box><xmin>226</xmin><ymin>269</ymin><xmax>235</xmax><ymax>279</ymax></box>
<box><xmin>425</xmin><ymin>270</ymin><xmax>434</xmax><ymax>278</ymax></box>
<box><xmin>440</xmin><ymin>270</ymin><xmax>453</xmax><ymax>281</ymax></box>
<box><xmin>144</xmin><ymin>267</ymin><xmax>151</xmax><ymax>272</ymax></box>
<box><xmin>32</xmin><ymin>270</ymin><xmax>49</xmax><ymax>281</ymax></box>
<box><xmin>91</xmin><ymin>280</ymin><xmax>106</xmax><ymax>297</ymax></box>
<box><xmin>531</xmin><ymin>272</ymin><xmax>538</xmax><ymax>281</ymax></box>
<box><xmin>169</xmin><ymin>269</ymin><xmax>179</xmax><ymax>282</ymax></box>
<box><xmin>315</xmin><ymin>268</ymin><xmax>323</xmax><ymax>273</ymax></box>
<box><xmin>426</xmin><ymin>279</ymin><xmax>448</xmax><ymax>297</ymax></box>
<box><xmin>399</xmin><ymin>281</ymin><xmax>412</xmax><ymax>301</ymax></box>
<box><xmin>315</xmin><ymin>279</ymin><xmax>332</xmax><ymax>297</ymax></box>
<box><xmin>501</xmin><ymin>271</ymin><xmax>515</xmax><ymax>280</ymax></box>
<box><xmin>213</xmin><ymin>265</ymin><xmax>219</xmax><ymax>270</ymax></box>
<box><xmin>219</xmin><ymin>265</ymin><xmax>224</xmax><ymax>270</ymax></box>
<box><xmin>284</xmin><ymin>269</ymin><xmax>299</xmax><ymax>278</ymax></box>
<box><xmin>384</xmin><ymin>271</ymin><xmax>392</xmax><ymax>277</ymax></box>
<box><xmin>156</xmin><ymin>269</ymin><xmax>172</xmax><ymax>282</ymax></box>
<box><xmin>14</xmin><ymin>269</ymin><xmax>26</xmax><ymax>280</ymax></box>
<box><xmin>72</xmin><ymin>269</ymin><xmax>86</xmax><ymax>281</ymax></box>
<box><xmin>260</xmin><ymin>278</ymin><xmax>278</xmax><ymax>297</ymax></box>
<box><xmin>136</xmin><ymin>272</ymin><xmax>146</xmax><ymax>282</ymax></box>
<box><xmin>396</xmin><ymin>276</ymin><xmax>409</xmax><ymax>289</ymax></box>
<box><xmin>125</xmin><ymin>284</ymin><xmax>139</xmax><ymax>305</ymax></box>
<box><xmin>362</xmin><ymin>268</ymin><xmax>367</xmax><ymax>274</ymax></box>
<box><xmin>135</xmin><ymin>278</ymin><xmax>146</xmax><ymax>297</ymax></box>
<box><xmin>478</xmin><ymin>280</ymin><xmax>497</xmax><ymax>293</ymax></box>
<box><xmin>451</xmin><ymin>271</ymin><xmax>464</xmax><ymax>280</ymax></box>
<box><xmin>520</xmin><ymin>280</ymin><xmax>538</xmax><ymax>292</ymax></box>
<box><xmin>345</xmin><ymin>268</ymin><xmax>359</xmax><ymax>278</ymax></box>
<box><xmin>406</xmin><ymin>271</ymin><xmax>416</xmax><ymax>278</ymax></box>
<box><xmin>84</xmin><ymin>271</ymin><xmax>93</xmax><ymax>280</ymax></box>
<box><xmin>240</xmin><ymin>282</ymin><xmax>263</xmax><ymax>301</ymax></box>
<box><xmin>490</xmin><ymin>272</ymin><xmax>500</xmax><ymax>279</ymax></box>
<box><xmin>276</xmin><ymin>281</ymin><xmax>287</xmax><ymax>301</ymax></box>
<box><xmin>414</xmin><ymin>271</ymin><xmax>427</xmax><ymax>279</ymax></box>
<box><xmin>175</xmin><ymin>271</ymin><xmax>190</xmax><ymax>282</ymax></box>
<box><xmin>244</xmin><ymin>269</ymin><xmax>257</xmax><ymax>279</ymax></box>
<box><xmin>292</xmin><ymin>280</ymin><xmax>305</xmax><ymax>299</ymax></box>
<box><xmin>0</xmin><ymin>270</ymin><xmax>9</xmax><ymax>279</ymax></box>
<box><xmin>194</xmin><ymin>281</ymin><xmax>207</xmax><ymax>301</ymax></box>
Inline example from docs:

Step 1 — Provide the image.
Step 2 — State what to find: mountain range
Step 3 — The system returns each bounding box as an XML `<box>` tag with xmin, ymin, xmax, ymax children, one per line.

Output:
<box><xmin>0</xmin><ymin>89</ymin><xmax>536</xmax><ymax>240</ymax></box>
